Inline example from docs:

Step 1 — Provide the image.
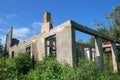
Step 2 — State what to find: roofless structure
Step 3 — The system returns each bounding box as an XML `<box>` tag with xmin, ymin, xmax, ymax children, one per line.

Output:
<box><xmin>6</xmin><ymin>12</ymin><xmax>119</xmax><ymax>72</ymax></box>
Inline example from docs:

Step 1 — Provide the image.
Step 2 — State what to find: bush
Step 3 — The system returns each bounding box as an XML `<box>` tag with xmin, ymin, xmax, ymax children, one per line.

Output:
<box><xmin>24</xmin><ymin>58</ymin><xmax>120</xmax><ymax>80</ymax></box>
<box><xmin>0</xmin><ymin>57</ymin><xmax>18</xmax><ymax>80</ymax></box>
<box><xmin>24</xmin><ymin>57</ymin><xmax>62</xmax><ymax>80</ymax></box>
<box><xmin>0</xmin><ymin>53</ymin><xmax>120</xmax><ymax>80</ymax></box>
<box><xmin>0</xmin><ymin>52</ymin><xmax>32</xmax><ymax>80</ymax></box>
<box><xmin>14</xmin><ymin>52</ymin><xmax>32</xmax><ymax>75</ymax></box>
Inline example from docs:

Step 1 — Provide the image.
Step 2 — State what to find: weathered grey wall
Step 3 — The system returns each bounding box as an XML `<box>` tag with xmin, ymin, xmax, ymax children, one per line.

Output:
<box><xmin>32</xmin><ymin>41</ymin><xmax>38</xmax><ymax>60</ymax></box>
<box><xmin>111</xmin><ymin>42</ymin><xmax>119</xmax><ymax>72</ymax></box>
<box><xmin>9</xmin><ymin>35</ymin><xmax>36</xmax><ymax>58</ymax></box>
<box><xmin>36</xmin><ymin>38</ymin><xmax>46</xmax><ymax>61</ymax></box>
<box><xmin>56</xmin><ymin>26</ymin><xmax>76</xmax><ymax>66</ymax></box>
<box><xmin>95</xmin><ymin>37</ymin><xmax>104</xmax><ymax>71</ymax></box>
<box><xmin>6</xmin><ymin>27</ymin><xmax>13</xmax><ymax>54</ymax></box>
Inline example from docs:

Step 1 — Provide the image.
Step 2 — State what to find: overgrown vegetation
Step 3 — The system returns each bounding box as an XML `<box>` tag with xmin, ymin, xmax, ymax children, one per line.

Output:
<box><xmin>89</xmin><ymin>6</ymin><xmax>120</xmax><ymax>46</ymax></box>
<box><xmin>0</xmin><ymin>39</ymin><xmax>4</xmax><ymax>58</ymax></box>
<box><xmin>0</xmin><ymin>52</ymin><xmax>120</xmax><ymax>80</ymax></box>
<box><xmin>0</xmin><ymin>52</ymin><xmax>32</xmax><ymax>80</ymax></box>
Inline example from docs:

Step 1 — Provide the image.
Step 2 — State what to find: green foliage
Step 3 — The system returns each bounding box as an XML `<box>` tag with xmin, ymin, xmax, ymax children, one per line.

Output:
<box><xmin>0</xmin><ymin>39</ymin><xmax>4</xmax><ymax>58</ymax></box>
<box><xmin>117</xmin><ymin>50</ymin><xmax>120</xmax><ymax>62</ymax></box>
<box><xmin>0</xmin><ymin>52</ymin><xmax>32</xmax><ymax>80</ymax></box>
<box><xmin>23</xmin><ymin>57</ymin><xmax>120</xmax><ymax>80</ymax></box>
<box><xmin>23</xmin><ymin>57</ymin><xmax>62</xmax><ymax>80</ymax></box>
<box><xmin>0</xmin><ymin>57</ymin><xmax>18</xmax><ymax>80</ymax></box>
<box><xmin>89</xmin><ymin>6</ymin><xmax>120</xmax><ymax>45</ymax></box>
<box><xmin>0</xmin><ymin>53</ymin><xmax>120</xmax><ymax>80</ymax></box>
<box><xmin>88</xmin><ymin>27</ymin><xmax>111</xmax><ymax>46</ymax></box>
<box><xmin>14</xmin><ymin>52</ymin><xmax>32</xmax><ymax>74</ymax></box>
<box><xmin>88</xmin><ymin>36</ymin><xmax>95</xmax><ymax>46</ymax></box>
<box><xmin>106</xmin><ymin>6</ymin><xmax>120</xmax><ymax>28</ymax></box>
<box><xmin>110</xmin><ymin>25</ymin><xmax>120</xmax><ymax>40</ymax></box>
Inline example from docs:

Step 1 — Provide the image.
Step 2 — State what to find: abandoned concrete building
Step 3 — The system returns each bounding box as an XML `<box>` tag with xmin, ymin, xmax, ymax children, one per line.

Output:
<box><xmin>6</xmin><ymin>12</ymin><xmax>120</xmax><ymax>72</ymax></box>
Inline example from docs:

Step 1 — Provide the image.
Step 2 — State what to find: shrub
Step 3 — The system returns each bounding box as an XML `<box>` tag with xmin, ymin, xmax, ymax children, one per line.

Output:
<box><xmin>24</xmin><ymin>57</ymin><xmax>61</xmax><ymax>80</ymax></box>
<box><xmin>24</xmin><ymin>57</ymin><xmax>120</xmax><ymax>80</ymax></box>
<box><xmin>0</xmin><ymin>57</ymin><xmax>17</xmax><ymax>80</ymax></box>
<box><xmin>0</xmin><ymin>52</ymin><xmax>32</xmax><ymax>80</ymax></box>
<box><xmin>0</xmin><ymin>53</ymin><xmax>120</xmax><ymax>80</ymax></box>
<box><xmin>14</xmin><ymin>52</ymin><xmax>32</xmax><ymax>75</ymax></box>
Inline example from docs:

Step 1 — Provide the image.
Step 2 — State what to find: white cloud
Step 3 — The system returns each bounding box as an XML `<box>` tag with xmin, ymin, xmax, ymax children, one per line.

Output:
<box><xmin>32</xmin><ymin>22</ymin><xmax>42</xmax><ymax>28</ymax></box>
<box><xmin>6</xmin><ymin>14</ymin><xmax>17</xmax><ymax>19</ymax></box>
<box><xmin>0</xmin><ymin>18</ymin><xmax>6</xmax><ymax>24</ymax></box>
<box><xmin>0</xmin><ymin>27</ymin><xmax>31</xmax><ymax>46</ymax></box>
<box><xmin>32</xmin><ymin>22</ymin><xmax>42</xmax><ymax>34</ymax></box>
<box><xmin>13</xmin><ymin>27</ymin><xmax>30</xmax><ymax>40</ymax></box>
<box><xmin>0</xmin><ymin>35</ymin><xmax>6</xmax><ymax>46</ymax></box>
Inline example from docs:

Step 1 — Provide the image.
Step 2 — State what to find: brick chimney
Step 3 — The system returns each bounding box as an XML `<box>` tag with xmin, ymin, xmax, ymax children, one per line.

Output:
<box><xmin>41</xmin><ymin>12</ymin><xmax>53</xmax><ymax>33</ymax></box>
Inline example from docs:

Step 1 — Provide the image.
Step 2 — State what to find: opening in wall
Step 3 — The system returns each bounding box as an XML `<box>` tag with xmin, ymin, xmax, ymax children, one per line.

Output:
<box><xmin>11</xmin><ymin>51</ymin><xmax>14</xmax><ymax>58</ymax></box>
<box><xmin>45</xmin><ymin>35</ymin><xmax>56</xmax><ymax>57</ymax></box>
<box><xmin>75</xmin><ymin>30</ymin><xmax>95</xmax><ymax>63</ymax></box>
<box><xmin>26</xmin><ymin>45</ymin><xmax>31</xmax><ymax>56</ymax></box>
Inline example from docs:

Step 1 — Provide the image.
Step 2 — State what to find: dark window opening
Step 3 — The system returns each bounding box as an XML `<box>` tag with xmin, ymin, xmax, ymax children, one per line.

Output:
<box><xmin>12</xmin><ymin>51</ymin><xmax>14</xmax><ymax>58</ymax></box>
<box><xmin>26</xmin><ymin>46</ymin><xmax>31</xmax><ymax>55</ymax></box>
<box><xmin>45</xmin><ymin>35</ymin><xmax>56</xmax><ymax>57</ymax></box>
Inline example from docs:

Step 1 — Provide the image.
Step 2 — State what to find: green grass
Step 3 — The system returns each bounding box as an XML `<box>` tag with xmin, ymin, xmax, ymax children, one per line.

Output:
<box><xmin>0</xmin><ymin>52</ymin><xmax>120</xmax><ymax>80</ymax></box>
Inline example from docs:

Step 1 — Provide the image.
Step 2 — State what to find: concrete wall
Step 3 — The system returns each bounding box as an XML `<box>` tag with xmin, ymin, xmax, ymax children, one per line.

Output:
<box><xmin>6</xmin><ymin>27</ymin><xmax>13</xmax><ymax>54</ymax></box>
<box><xmin>36</xmin><ymin>38</ymin><xmax>46</xmax><ymax>61</ymax></box>
<box><xmin>56</xmin><ymin>26</ymin><xmax>76</xmax><ymax>66</ymax></box>
<box><xmin>9</xmin><ymin>35</ymin><xmax>37</xmax><ymax>58</ymax></box>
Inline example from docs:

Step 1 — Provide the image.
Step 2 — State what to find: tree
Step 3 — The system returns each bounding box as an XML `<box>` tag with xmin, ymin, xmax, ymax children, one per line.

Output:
<box><xmin>88</xmin><ymin>36</ymin><xmax>95</xmax><ymax>46</ymax></box>
<box><xmin>89</xmin><ymin>6</ymin><xmax>120</xmax><ymax>46</ymax></box>
<box><xmin>88</xmin><ymin>27</ymin><xmax>110</xmax><ymax>46</ymax></box>
<box><xmin>106</xmin><ymin>6</ymin><xmax>120</xmax><ymax>40</ymax></box>
<box><xmin>0</xmin><ymin>39</ymin><xmax>3</xmax><ymax>57</ymax></box>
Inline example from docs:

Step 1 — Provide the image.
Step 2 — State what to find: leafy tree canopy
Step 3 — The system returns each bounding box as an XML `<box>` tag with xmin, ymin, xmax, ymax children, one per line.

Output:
<box><xmin>0</xmin><ymin>39</ymin><xmax>3</xmax><ymax>57</ymax></box>
<box><xmin>89</xmin><ymin>6</ymin><xmax>120</xmax><ymax>46</ymax></box>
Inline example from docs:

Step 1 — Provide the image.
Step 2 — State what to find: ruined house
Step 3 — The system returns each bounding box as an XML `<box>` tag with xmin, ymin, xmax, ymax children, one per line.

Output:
<box><xmin>6</xmin><ymin>12</ymin><xmax>119</xmax><ymax>72</ymax></box>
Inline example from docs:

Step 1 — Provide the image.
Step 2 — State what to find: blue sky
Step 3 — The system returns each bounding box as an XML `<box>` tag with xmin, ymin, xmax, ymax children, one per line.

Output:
<box><xmin>0</xmin><ymin>0</ymin><xmax>120</xmax><ymax>45</ymax></box>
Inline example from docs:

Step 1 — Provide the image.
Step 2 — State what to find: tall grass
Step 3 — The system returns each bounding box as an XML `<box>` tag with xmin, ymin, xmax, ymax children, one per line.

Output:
<box><xmin>0</xmin><ymin>52</ymin><xmax>120</xmax><ymax>80</ymax></box>
<box><xmin>24</xmin><ymin>57</ymin><xmax>120</xmax><ymax>80</ymax></box>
